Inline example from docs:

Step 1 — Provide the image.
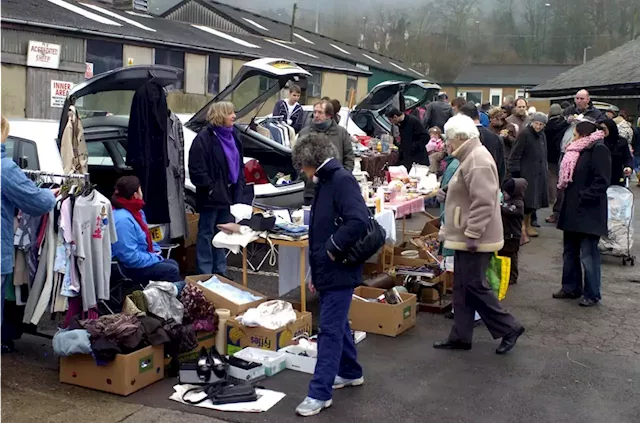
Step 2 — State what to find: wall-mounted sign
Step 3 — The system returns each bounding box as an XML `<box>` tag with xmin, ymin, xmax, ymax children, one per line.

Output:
<box><xmin>27</xmin><ymin>41</ymin><xmax>61</xmax><ymax>69</ymax></box>
<box><xmin>85</xmin><ymin>62</ymin><xmax>94</xmax><ymax>79</ymax></box>
<box><xmin>51</xmin><ymin>80</ymin><xmax>75</xmax><ymax>108</ymax></box>
<box><xmin>355</xmin><ymin>63</ymin><xmax>370</xmax><ymax>71</ymax></box>
<box><xmin>127</xmin><ymin>57</ymin><xmax>135</xmax><ymax>66</ymax></box>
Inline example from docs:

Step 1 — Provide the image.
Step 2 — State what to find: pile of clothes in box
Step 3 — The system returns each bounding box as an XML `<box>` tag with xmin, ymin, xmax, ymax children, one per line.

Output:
<box><xmin>53</xmin><ymin>282</ymin><xmax>218</xmax><ymax>374</ymax></box>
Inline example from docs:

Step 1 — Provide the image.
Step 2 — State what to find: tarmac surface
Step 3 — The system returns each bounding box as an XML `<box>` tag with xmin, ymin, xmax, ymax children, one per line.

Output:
<box><xmin>3</xmin><ymin>203</ymin><xmax>640</xmax><ymax>423</ymax></box>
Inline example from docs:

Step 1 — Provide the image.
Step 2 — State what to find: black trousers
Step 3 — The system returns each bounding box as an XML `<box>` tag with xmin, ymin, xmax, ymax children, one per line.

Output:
<box><xmin>499</xmin><ymin>240</ymin><xmax>520</xmax><ymax>285</ymax></box>
<box><xmin>449</xmin><ymin>251</ymin><xmax>520</xmax><ymax>344</ymax></box>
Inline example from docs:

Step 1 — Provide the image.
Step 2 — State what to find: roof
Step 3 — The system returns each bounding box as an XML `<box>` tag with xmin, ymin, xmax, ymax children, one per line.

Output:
<box><xmin>530</xmin><ymin>38</ymin><xmax>640</xmax><ymax>97</ymax></box>
<box><xmin>0</xmin><ymin>0</ymin><xmax>369</xmax><ymax>76</ymax></box>
<box><xmin>162</xmin><ymin>0</ymin><xmax>424</xmax><ymax>80</ymax></box>
<box><xmin>451</xmin><ymin>64</ymin><xmax>575</xmax><ymax>87</ymax></box>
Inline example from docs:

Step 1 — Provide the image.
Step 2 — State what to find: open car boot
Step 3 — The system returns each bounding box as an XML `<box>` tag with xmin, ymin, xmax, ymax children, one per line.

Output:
<box><xmin>182</xmin><ymin>380</ymin><xmax>258</xmax><ymax>405</ymax></box>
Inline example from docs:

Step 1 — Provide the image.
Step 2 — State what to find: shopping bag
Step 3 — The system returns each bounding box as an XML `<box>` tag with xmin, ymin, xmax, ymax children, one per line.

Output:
<box><xmin>486</xmin><ymin>253</ymin><xmax>511</xmax><ymax>300</ymax></box>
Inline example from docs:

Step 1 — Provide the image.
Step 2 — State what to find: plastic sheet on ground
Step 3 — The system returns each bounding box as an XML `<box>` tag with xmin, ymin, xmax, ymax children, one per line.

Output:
<box><xmin>599</xmin><ymin>185</ymin><xmax>634</xmax><ymax>256</ymax></box>
<box><xmin>170</xmin><ymin>384</ymin><xmax>285</xmax><ymax>413</ymax></box>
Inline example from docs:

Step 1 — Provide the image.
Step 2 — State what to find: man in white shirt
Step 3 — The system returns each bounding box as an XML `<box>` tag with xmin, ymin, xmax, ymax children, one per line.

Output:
<box><xmin>272</xmin><ymin>84</ymin><xmax>304</xmax><ymax>133</ymax></box>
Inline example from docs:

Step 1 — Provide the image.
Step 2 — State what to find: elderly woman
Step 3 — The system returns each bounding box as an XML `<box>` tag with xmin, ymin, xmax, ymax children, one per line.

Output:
<box><xmin>554</xmin><ymin>118</ymin><xmax>611</xmax><ymax>307</ymax></box>
<box><xmin>292</xmin><ymin>134</ymin><xmax>369</xmax><ymax>417</ymax></box>
<box><xmin>435</xmin><ymin>114</ymin><xmax>524</xmax><ymax>355</ymax></box>
<box><xmin>188</xmin><ymin>101</ymin><xmax>245</xmax><ymax>277</ymax></box>
<box><xmin>508</xmin><ymin>112</ymin><xmax>549</xmax><ymax>238</ymax></box>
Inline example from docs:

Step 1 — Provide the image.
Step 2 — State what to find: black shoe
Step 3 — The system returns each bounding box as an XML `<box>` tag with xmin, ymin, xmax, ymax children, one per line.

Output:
<box><xmin>496</xmin><ymin>326</ymin><xmax>525</xmax><ymax>355</ymax></box>
<box><xmin>578</xmin><ymin>298</ymin><xmax>598</xmax><ymax>307</ymax></box>
<box><xmin>531</xmin><ymin>220</ymin><xmax>541</xmax><ymax>228</ymax></box>
<box><xmin>552</xmin><ymin>290</ymin><xmax>581</xmax><ymax>299</ymax></box>
<box><xmin>444</xmin><ymin>310</ymin><xmax>454</xmax><ymax>319</ymax></box>
<box><xmin>433</xmin><ymin>340</ymin><xmax>472</xmax><ymax>350</ymax></box>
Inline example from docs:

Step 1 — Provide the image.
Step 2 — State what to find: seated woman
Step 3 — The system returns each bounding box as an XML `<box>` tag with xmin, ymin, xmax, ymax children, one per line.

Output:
<box><xmin>111</xmin><ymin>176</ymin><xmax>181</xmax><ymax>284</ymax></box>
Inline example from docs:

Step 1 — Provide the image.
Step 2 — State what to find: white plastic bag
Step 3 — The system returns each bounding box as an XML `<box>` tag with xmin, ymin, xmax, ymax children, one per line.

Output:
<box><xmin>598</xmin><ymin>185</ymin><xmax>634</xmax><ymax>255</ymax></box>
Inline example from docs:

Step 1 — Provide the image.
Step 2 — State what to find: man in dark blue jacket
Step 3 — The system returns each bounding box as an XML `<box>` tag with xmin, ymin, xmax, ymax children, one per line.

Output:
<box><xmin>272</xmin><ymin>84</ymin><xmax>304</xmax><ymax>133</ymax></box>
<box><xmin>292</xmin><ymin>134</ymin><xmax>369</xmax><ymax>417</ymax></box>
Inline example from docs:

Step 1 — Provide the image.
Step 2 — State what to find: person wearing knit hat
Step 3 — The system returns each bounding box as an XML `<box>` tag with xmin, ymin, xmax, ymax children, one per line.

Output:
<box><xmin>544</xmin><ymin>105</ymin><xmax>571</xmax><ymax>224</ymax></box>
<box><xmin>507</xmin><ymin>112</ymin><xmax>550</xmax><ymax>238</ymax></box>
<box><xmin>548</xmin><ymin>104</ymin><xmax>563</xmax><ymax>118</ymax></box>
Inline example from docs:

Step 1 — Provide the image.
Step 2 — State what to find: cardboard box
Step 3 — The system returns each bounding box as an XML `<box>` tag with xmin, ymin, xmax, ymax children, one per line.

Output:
<box><xmin>349</xmin><ymin>286</ymin><xmax>417</xmax><ymax>337</ymax></box>
<box><xmin>279</xmin><ymin>345</ymin><xmax>317</xmax><ymax>374</ymax></box>
<box><xmin>60</xmin><ymin>345</ymin><xmax>164</xmax><ymax>396</ymax></box>
<box><xmin>164</xmin><ymin>331</ymin><xmax>216</xmax><ymax>370</ymax></box>
<box><xmin>234</xmin><ymin>347</ymin><xmax>287</xmax><ymax>377</ymax></box>
<box><xmin>185</xmin><ymin>275</ymin><xmax>267</xmax><ymax>316</ymax></box>
<box><xmin>226</xmin><ymin>311</ymin><xmax>312</xmax><ymax>355</ymax></box>
<box><xmin>393</xmin><ymin>245</ymin><xmax>436</xmax><ymax>267</ymax></box>
<box><xmin>185</xmin><ymin>213</ymin><xmax>199</xmax><ymax>247</ymax></box>
<box><xmin>420</xmin><ymin>216</ymin><xmax>441</xmax><ymax>236</ymax></box>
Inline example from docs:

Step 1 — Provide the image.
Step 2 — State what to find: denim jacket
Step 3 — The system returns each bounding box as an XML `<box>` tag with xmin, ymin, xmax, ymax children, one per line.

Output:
<box><xmin>1</xmin><ymin>144</ymin><xmax>56</xmax><ymax>274</ymax></box>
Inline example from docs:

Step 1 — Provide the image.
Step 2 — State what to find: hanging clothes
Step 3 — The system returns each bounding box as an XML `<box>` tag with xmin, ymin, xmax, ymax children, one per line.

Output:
<box><xmin>73</xmin><ymin>190</ymin><xmax>117</xmax><ymax>311</ymax></box>
<box><xmin>127</xmin><ymin>82</ymin><xmax>170</xmax><ymax>224</ymax></box>
<box><xmin>166</xmin><ymin>111</ymin><xmax>187</xmax><ymax>239</ymax></box>
<box><xmin>23</xmin><ymin>209</ymin><xmax>55</xmax><ymax>325</ymax></box>
<box><xmin>60</xmin><ymin>106</ymin><xmax>88</xmax><ymax>174</ymax></box>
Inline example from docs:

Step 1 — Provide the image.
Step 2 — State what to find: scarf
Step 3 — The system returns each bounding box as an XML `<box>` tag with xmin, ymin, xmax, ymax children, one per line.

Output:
<box><xmin>113</xmin><ymin>196</ymin><xmax>154</xmax><ymax>252</ymax></box>
<box><xmin>212</xmin><ymin>125</ymin><xmax>240</xmax><ymax>184</ymax></box>
<box><xmin>557</xmin><ymin>130</ymin><xmax>604</xmax><ymax>190</ymax></box>
<box><xmin>312</xmin><ymin>119</ymin><xmax>332</xmax><ymax>132</ymax></box>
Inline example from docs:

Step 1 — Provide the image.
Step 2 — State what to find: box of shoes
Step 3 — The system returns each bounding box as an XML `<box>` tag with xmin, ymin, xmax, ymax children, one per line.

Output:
<box><xmin>185</xmin><ymin>274</ymin><xmax>267</xmax><ymax>316</ymax></box>
<box><xmin>226</xmin><ymin>311</ymin><xmax>312</xmax><ymax>355</ymax></box>
<box><xmin>349</xmin><ymin>286</ymin><xmax>417</xmax><ymax>337</ymax></box>
<box><xmin>60</xmin><ymin>345</ymin><xmax>164</xmax><ymax>396</ymax></box>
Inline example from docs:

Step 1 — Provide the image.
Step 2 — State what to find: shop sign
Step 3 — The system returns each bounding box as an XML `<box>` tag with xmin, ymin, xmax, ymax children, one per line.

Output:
<box><xmin>50</xmin><ymin>80</ymin><xmax>75</xmax><ymax>108</ymax></box>
<box><xmin>356</xmin><ymin>63</ymin><xmax>370</xmax><ymax>71</ymax></box>
<box><xmin>85</xmin><ymin>62</ymin><xmax>94</xmax><ymax>79</ymax></box>
<box><xmin>27</xmin><ymin>41</ymin><xmax>61</xmax><ymax>69</ymax></box>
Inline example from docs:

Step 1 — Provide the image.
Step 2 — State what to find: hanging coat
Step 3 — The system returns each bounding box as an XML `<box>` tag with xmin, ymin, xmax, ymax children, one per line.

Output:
<box><xmin>127</xmin><ymin>82</ymin><xmax>170</xmax><ymax>224</ymax></box>
<box><xmin>60</xmin><ymin>105</ymin><xmax>88</xmax><ymax>174</ymax></box>
<box><xmin>166</xmin><ymin>112</ymin><xmax>187</xmax><ymax>239</ymax></box>
<box><xmin>507</xmin><ymin>125</ymin><xmax>549</xmax><ymax>210</ymax></box>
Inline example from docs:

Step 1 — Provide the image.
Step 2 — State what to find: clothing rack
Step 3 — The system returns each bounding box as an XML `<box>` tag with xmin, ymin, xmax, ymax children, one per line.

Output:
<box><xmin>22</xmin><ymin>170</ymin><xmax>90</xmax><ymax>183</ymax></box>
<box><xmin>11</xmin><ymin>171</ymin><xmax>95</xmax><ymax>340</ymax></box>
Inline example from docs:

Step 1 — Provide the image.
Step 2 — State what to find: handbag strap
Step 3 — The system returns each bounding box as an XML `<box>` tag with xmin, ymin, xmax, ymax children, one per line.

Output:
<box><xmin>182</xmin><ymin>380</ymin><xmax>229</xmax><ymax>405</ymax></box>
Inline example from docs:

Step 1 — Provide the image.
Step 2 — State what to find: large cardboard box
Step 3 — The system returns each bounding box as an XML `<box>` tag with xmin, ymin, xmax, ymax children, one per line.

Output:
<box><xmin>184</xmin><ymin>213</ymin><xmax>199</xmax><ymax>247</ymax></box>
<box><xmin>226</xmin><ymin>311</ymin><xmax>312</xmax><ymax>355</ymax></box>
<box><xmin>164</xmin><ymin>331</ymin><xmax>216</xmax><ymax>370</ymax></box>
<box><xmin>420</xmin><ymin>215</ymin><xmax>440</xmax><ymax>236</ymax></box>
<box><xmin>185</xmin><ymin>275</ymin><xmax>267</xmax><ymax>316</ymax></box>
<box><xmin>349</xmin><ymin>286</ymin><xmax>417</xmax><ymax>337</ymax></box>
<box><xmin>60</xmin><ymin>345</ymin><xmax>164</xmax><ymax>396</ymax></box>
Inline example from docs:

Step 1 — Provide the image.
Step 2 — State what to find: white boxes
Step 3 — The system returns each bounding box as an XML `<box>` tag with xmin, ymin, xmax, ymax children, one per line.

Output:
<box><xmin>228</xmin><ymin>362</ymin><xmax>265</xmax><ymax>383</ymax></box>
<box><xmin>279</xmin><ymin>345</ymin><xmax>317</xmax><ymax>375</ymax></box>
<box><xmin>233</xmin><ymin>348</ymin><xmax>286</xmax><ymax>377</ymax></box>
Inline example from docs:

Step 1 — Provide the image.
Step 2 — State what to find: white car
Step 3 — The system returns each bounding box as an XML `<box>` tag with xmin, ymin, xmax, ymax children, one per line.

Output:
<box><xmin>10</xmin><ymin>58</ymin><xmax>314</xmax><ymax>211</ymax></box>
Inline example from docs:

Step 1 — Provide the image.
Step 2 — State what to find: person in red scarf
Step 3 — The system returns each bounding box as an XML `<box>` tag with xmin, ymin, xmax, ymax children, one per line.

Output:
<box><xmin>111</xmin><ymin>176</ymin><xmax>181</xmax><ymax>284</ymax></box>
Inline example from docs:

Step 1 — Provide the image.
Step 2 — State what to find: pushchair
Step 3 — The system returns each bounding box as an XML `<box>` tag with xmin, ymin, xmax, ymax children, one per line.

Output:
<box><xmin>598</xmin><ymin>182</ymin><xmax>635</xmax><ymax>266</ymax></box>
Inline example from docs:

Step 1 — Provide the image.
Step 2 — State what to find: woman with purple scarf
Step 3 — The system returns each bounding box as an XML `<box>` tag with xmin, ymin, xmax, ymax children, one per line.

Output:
<box><xmin>188</xmin><ymin>101</ymin><xmax>245</xmax><ymax>277</ymax></box>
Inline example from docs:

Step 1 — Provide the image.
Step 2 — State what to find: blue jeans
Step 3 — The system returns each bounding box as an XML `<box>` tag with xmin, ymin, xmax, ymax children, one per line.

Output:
<box><xmin>561</xmin><ymin>231</ymin><xmax>602</xmax><ymax>301</ymax></box>
<box><xmin>123</xmin><ymin>259</ymin><xmax>181</xmax><ymax>285</ymax></box>
<box><xmin>197</xmin><ymin>208</ymin><xmax>233</xmax><ymax>275</ymax></box>
<box><xmin>308</xmin><ymin>287</ymin><xmax>362</xmax><ymax>401</ymax></box>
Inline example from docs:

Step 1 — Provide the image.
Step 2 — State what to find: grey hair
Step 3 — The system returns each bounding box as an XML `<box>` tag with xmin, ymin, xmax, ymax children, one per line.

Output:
<box><xmin>443</xmin><ymin>114</ymin><xmax>479</xmax><ymax>143</ymax></box>
<box><xmin>292</xmin><ymin>133</ymin><xmax>337</xmax><ymax>170</ymax></box>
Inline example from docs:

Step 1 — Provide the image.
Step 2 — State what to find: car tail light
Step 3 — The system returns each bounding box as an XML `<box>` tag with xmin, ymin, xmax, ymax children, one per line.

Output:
<box><xmin>244</xmin><ymin>159</ymin><xmax>269</xmax><ymax>185</ymax></box>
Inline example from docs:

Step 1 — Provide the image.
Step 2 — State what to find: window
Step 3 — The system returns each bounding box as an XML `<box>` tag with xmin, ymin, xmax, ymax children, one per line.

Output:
<box><xmin>490</xmin><ymin>88</ymin><xmax>503</xmax><ymax>106</ymax></box>
<box><xmin>346</xmin><ymin>76</ymin><xmax>358</xmax><ymax>104</ymax></box>
<box><xmin>465</xmin><ymin>91</ymin><xmax>483</xmax><ymax>105</ymax></box>
<box><xmin>86</xmin><ymin>40</ymin><xmax>123</xmax><ymax>76</ymax></box>
<box><xmin>308</xmin><ymin>71</ymin><xmax>322</xmax><ymax>98</ymax></box>
<box><xmin>208</xmin><ymin>55</ymin><xmax>220</xmax><ymax>95</ymax></box>
<box><xmin>10</xmin><ymin>137</ymin><xmax>40</xmax><ymax>170</ymax></box>
<box><xmin>86</xmin><ymin>142</ymin><xmax>113</xmax><ymax>166</ymax></box>
<box><xmin>515</xmin><ymin>89</ymin><xmax>527</xmax><ymax>99</ymax></box>
<box><xmin>155</xmin><ymin>48</ymin><xmax>184</xmax><ymax>90</ymax></box>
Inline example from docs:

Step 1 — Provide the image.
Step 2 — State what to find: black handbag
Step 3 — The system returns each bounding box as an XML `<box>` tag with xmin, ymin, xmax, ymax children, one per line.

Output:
<box><xmin>336</xmin><ymin>213</ymin><xmax>386</xmax><ymax>266</ymax></box>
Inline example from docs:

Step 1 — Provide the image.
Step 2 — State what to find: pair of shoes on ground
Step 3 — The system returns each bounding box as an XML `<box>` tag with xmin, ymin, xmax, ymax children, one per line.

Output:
<box><xmin>433</xmin><ymin>326</ymin><xmax>525</xmax><ymax>355</ymax></box>
<box><xmin>295</xmin><ymin>376</ymin><xmax>364</xmax><ymax>416</ymax></box>
<box><xmin>552</xmin><ymin>290</ymin><xmax>598</xmax><ymax>307</ymax></box>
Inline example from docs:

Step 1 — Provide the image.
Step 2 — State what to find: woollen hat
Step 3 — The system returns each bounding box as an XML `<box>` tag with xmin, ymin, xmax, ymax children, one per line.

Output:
<box><xmin>531</xmin><ymin>112</ymin><xmax>548</xmax><ymax>124</ymax></box>
<box><xmin>548</xmin><ymin>104</ymin><xmax>562</xmax><ymax>117</ymax></box>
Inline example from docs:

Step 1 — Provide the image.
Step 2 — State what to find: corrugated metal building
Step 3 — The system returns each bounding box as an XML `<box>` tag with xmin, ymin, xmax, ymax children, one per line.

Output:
<box><xmin>1</xmin><ymin>0</ymin><xmax>370</xmax><ymax>119</ymax></box>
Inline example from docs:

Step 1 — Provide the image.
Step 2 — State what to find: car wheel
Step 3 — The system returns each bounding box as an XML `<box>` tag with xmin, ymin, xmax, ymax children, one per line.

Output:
<box><xmin>185</xmin><ymin>192</ymin><xmax>197</xmax><ymax>214</ymax></box>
